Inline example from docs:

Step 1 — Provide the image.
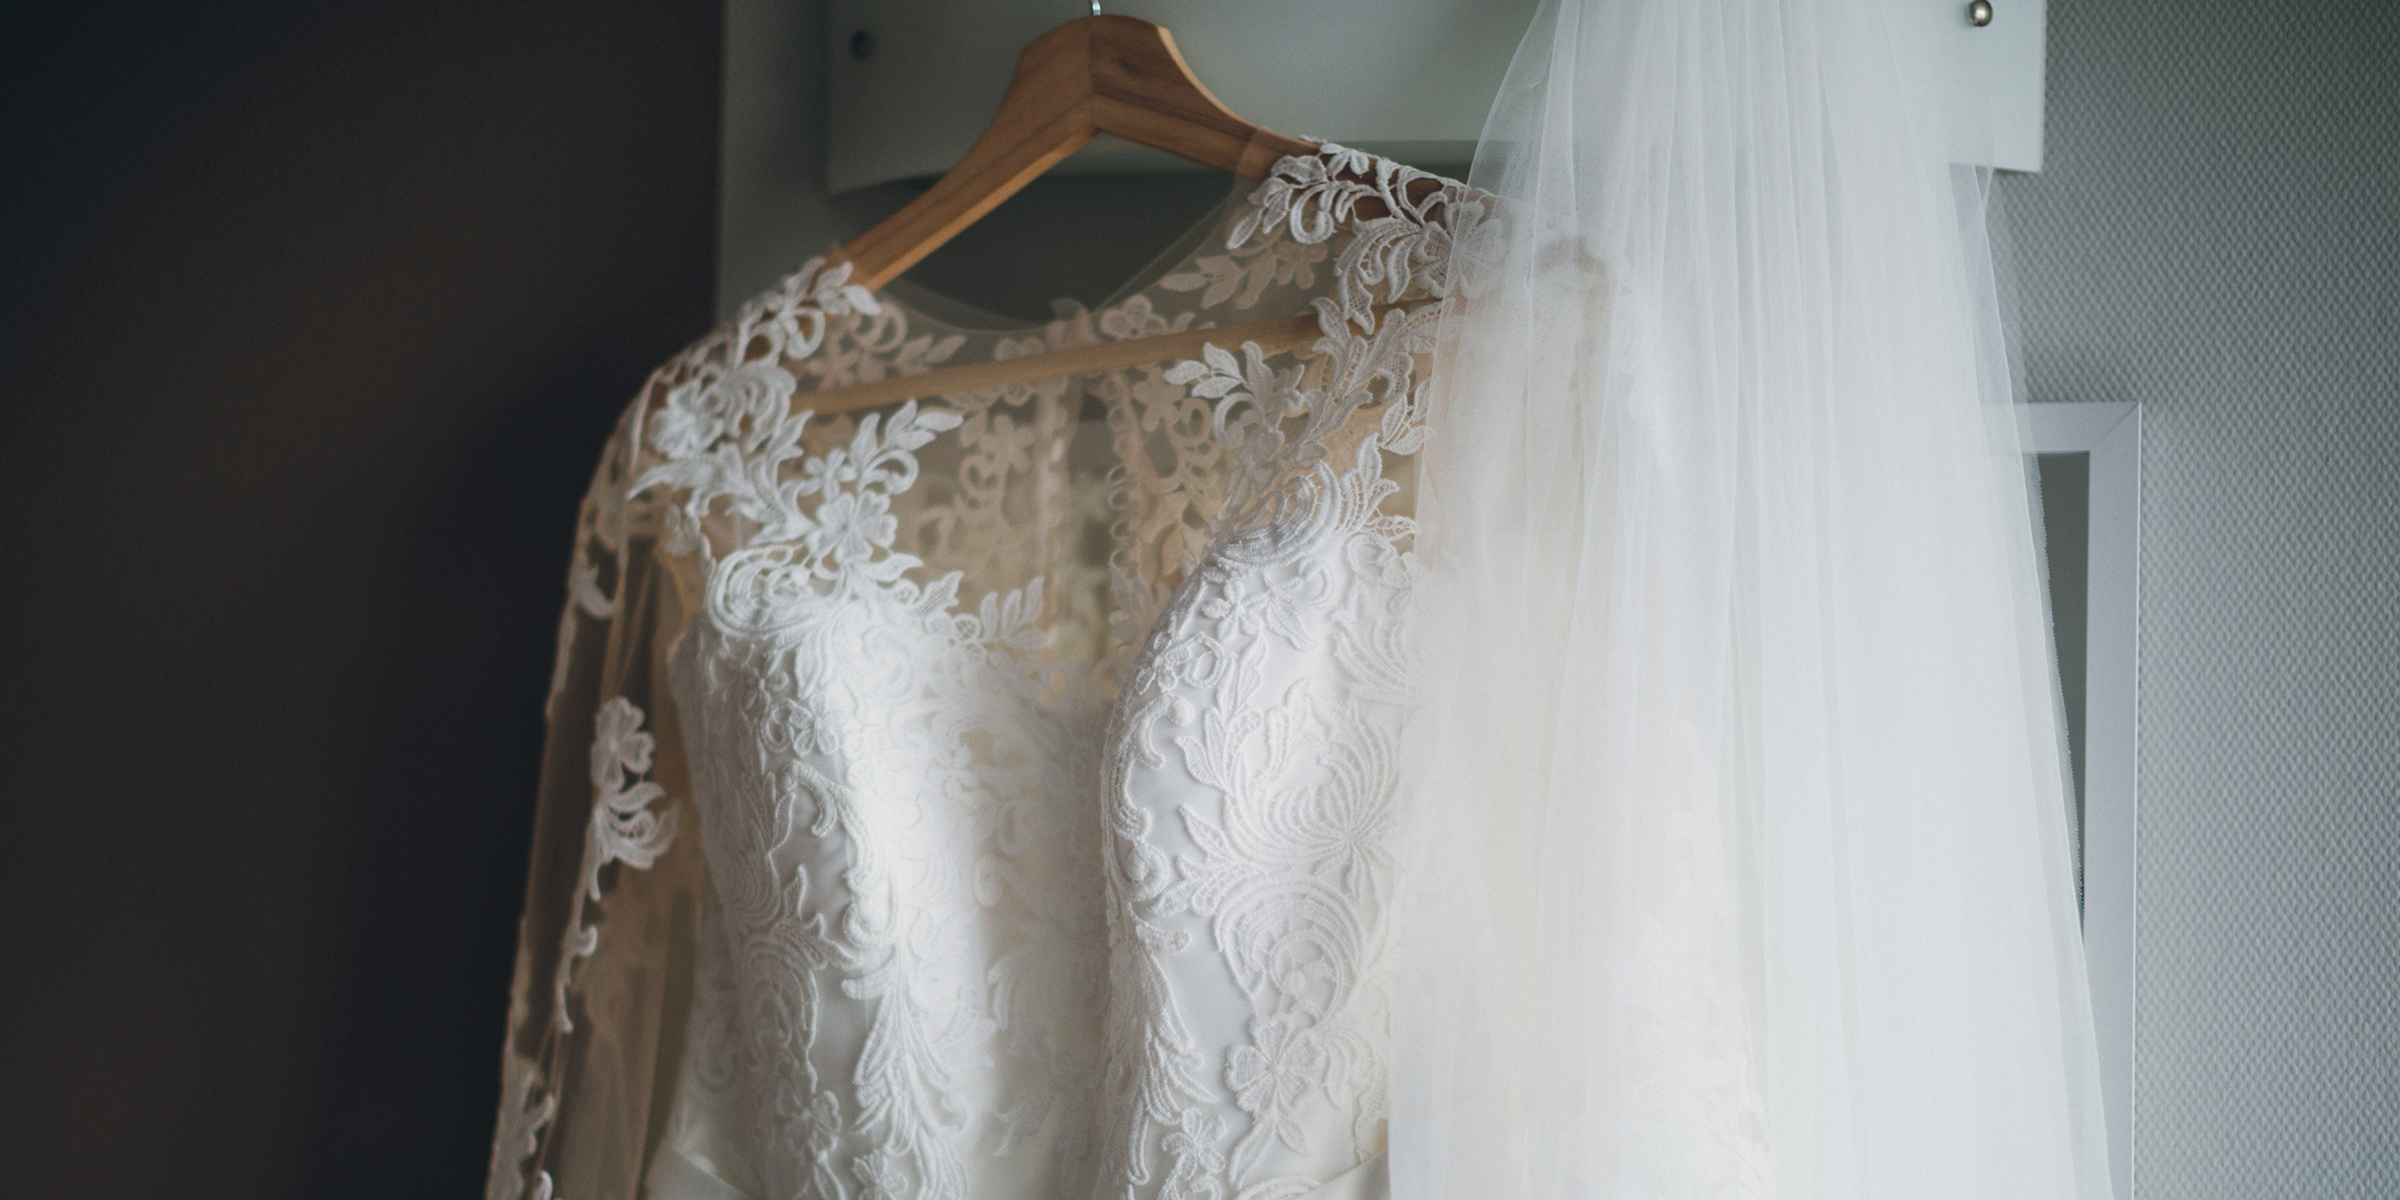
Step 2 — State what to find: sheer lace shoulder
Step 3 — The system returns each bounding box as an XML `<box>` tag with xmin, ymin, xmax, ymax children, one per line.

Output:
<box><xmin>490</xmin><ymin>146</ymin><xmax>1493</xmax><ymax>1200</ymax></box>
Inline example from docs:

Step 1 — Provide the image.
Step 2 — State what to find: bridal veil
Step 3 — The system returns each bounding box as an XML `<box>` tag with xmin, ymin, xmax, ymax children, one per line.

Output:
<box><xmin>1390</xmin><ymin>0</ymin><xmax>2113</xmax><ymax>1195</ymax></box>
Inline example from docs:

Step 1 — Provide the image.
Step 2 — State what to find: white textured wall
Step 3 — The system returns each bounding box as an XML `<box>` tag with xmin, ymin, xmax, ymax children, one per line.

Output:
<box><xmin>2005</xmin><ymin>2</ymin><xmax>2400</xmax><ymax>1194</ymax></box>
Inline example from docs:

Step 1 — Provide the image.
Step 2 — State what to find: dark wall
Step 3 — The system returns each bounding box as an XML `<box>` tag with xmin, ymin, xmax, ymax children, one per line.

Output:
<box><xmin>0</xmin><ymin>4</ymin><xmax>724</xmax><ymax>1196</ymax></box>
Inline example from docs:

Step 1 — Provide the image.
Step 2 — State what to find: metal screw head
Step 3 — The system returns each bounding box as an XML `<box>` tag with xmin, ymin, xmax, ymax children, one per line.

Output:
<box><xmin>1968</xmin><ymin>0</ymin><xmax>1993</xmax><ymax>26</ymax></box>
<box><xmin>849</xmin><ymin>30</ymin><xmax>875</xmax><ymax>59</ymax></box>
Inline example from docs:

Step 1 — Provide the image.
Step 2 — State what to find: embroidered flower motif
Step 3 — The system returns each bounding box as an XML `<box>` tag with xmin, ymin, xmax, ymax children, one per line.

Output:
<box><xmin>586</xmin><ymin>696</ymin><xmax>676</xmax><ymax>897</ymax></box>
<box><xmin>1165</xmin><ymin>341</ymin><xmax>1309</xmax><ymax>452</ymax></box>
<box><xmin>1415</xmin><ymin>185</ymin><xmax>1504</xmax><ymax>300</ymax></box>
<box><xmin>485</xmin><ymin>1054</ymin><xmax>557</xmax><ymax>1200</ymax></box>
<box><xmin>808</xmin><ymin>259</ymin><xmax>881</xmax><ymax>319</ymax></box>
<box><xmin>650</xmin><ymin>382</ymin><xmax>728</xmax><ymax>460</ymax></box>
<box><xmin>762</xmin><ymin>695</ymin><xmax>838</xmax><ymax>757</ymax></box>
<box><xmin>1160</xmin><ymin>236</ymin><xmax>1329</xmax><ymax>311</ymax></box>
<box><xmin>854</xmin><ymin>1146</ymin><xmax>911</xmax><ymax>1200</ymax></box>
<box><xmin>640</xmin><ymin>387</ymin><xmax>961</xmax><ymax>597</ymax></box>
<box><xmin>802</xmin><ymin>340</ymin><xmax>868</xmax><ymax>389</ymax></box>
<box><xmin>549</xmin><ymin>697</ymin><xmax>680</xmax><ymax>1038</ymax></box>
<box><xmin>1100</xmin><ymin>293</ymin><xmax>1198</xmax><ymax>341</ymax></box>
<box><xmin>738</xmin><ymin>257</ymin><xmax>880</xmax><ymax>363</ymax></box>
<box><xmin>1225</xmin><ymin>142</ymin><xmax>1473</xmax><ymax>329</ymax></box>
<box><xmin>805</xmin><ymin>488</ymin><xmax>898</xmax><ymax>566</ymax></box>
<box><xmin>1225</xmin><ymin>1016</ymin><xmax>1322</xmax><ymax>1155</ymax></box>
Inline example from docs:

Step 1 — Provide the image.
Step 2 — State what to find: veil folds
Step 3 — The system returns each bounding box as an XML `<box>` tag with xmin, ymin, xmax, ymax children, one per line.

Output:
<box><xmin>1389</xmin><ymin>1</ymin><xmax>2113</xmax><ymax>1196</ymax></box>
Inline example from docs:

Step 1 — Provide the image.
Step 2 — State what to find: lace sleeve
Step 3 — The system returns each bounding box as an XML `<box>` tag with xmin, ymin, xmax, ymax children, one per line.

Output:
<box><xmin>488</xmin><ymin>403</ymin><xmax>709</xmax><ymax>1200</ymax></box>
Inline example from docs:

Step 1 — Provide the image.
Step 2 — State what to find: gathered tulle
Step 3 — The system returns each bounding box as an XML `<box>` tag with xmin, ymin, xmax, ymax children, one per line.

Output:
<box><xmin>1388</xmin><ymin>0</ymin><xmax>2113</xmax><ymax>1196</ymax></box>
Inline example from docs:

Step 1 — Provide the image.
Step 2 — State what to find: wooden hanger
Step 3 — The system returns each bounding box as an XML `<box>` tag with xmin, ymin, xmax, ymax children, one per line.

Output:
<box><xmin>836</xmin><ymin>14</ymin><xmax>1315</xmax><ymax>292</ymax></box>
<box><xmin>797</xmin><ymin>15</ymin><xmax>1372</xmax><ymax>418</ymax></box>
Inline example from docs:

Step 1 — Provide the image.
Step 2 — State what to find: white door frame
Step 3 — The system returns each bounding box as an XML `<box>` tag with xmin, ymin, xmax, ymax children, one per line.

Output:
<box><xmin>2024</xmin><ymin>400</ymin><xmax>2141</xmax><ymax>1199</ymax></box>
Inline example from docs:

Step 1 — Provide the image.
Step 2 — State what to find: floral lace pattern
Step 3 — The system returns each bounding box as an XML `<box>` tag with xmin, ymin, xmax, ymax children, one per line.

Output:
<box><xmin>1091</xmin><ymin>147</ymin><xmax>1483</xmax><ymax>1195</ymax></box>
<box><xmin>551</xmin><ymin>697</ymin><xmax>680</xmax><ymax>1035</ymax></box>
<box><xmin>489</xmin><ymin>145</ymin><xmax>1492</xmax><ymax>1200</ymax></box>
<box><xmin>1093</xmin><ymin>439</ymin><xmax>1422</xmax><ymax>1200</ymax></box>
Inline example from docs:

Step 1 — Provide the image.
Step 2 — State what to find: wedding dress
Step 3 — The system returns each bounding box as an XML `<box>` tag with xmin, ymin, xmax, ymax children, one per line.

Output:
<box><xmin>486</xmin><ymin>144</ymin><xmax>1490</xmax><ymax>1200</ymax></box>
<box><xmin>491</xmin><ymin>2</ymin><xmax>2116</xmax><ymax>1197</ymax></box>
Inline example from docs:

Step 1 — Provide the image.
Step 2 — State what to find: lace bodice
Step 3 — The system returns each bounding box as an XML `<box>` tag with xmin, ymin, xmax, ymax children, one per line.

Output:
<box><xmin>488</xmin><ymin>146</ymin><xmax>1493</xmax><ymax>1200</ymax></box>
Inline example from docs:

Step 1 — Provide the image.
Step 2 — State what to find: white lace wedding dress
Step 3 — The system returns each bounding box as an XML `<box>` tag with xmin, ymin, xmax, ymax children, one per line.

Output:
<box><xmin>486</xmin><ymin>145</ymin><xmax>1490</xmax><ymax>1200</ymax></box>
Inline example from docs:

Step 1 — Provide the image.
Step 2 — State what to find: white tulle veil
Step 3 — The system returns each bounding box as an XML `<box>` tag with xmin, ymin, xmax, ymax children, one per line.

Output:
<box><xmin>1389</xmin><ymin>0</ymin><xmax>2113</xmax><ymax>1196</ymax></box>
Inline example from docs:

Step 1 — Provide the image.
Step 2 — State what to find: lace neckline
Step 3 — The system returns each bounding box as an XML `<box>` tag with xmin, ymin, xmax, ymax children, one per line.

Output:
<box><xmin>665</xmin><ymin>143</ymin><xmax>1486</xmax><ymax>393</ymax></box>
<box><xmin>606</xmin><ymin>143</ymin><xmax>1495</xmax><ymax>645</ymax></box>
